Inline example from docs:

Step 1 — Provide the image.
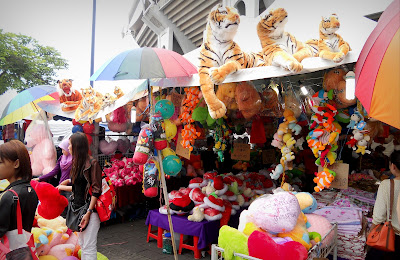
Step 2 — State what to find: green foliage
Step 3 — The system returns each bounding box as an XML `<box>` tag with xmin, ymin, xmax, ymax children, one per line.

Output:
<box><xmin>0</xmin><ymin>29</ymin><xmax>68</xmax><ymax>94</ymax></box>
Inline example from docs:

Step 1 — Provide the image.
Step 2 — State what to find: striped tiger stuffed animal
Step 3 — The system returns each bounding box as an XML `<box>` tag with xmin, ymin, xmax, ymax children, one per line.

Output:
<box><xmin>257</xmin><ymin>8</ymin><xmax>313</xmax><ymax>73</ymax></box>
<box><xmin>306</xmin><ymin>14</ymin><xmax>351</xmax><ymax>63</ymax></box>
<box><xmin>199</xmin><ymin>4</ymin><xmax>258</xmax><ymax>119</ymax></box>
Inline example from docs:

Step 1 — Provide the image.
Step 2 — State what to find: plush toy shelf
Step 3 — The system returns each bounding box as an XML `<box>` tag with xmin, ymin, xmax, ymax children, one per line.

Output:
<box><xmin>210</xmin><ymin>223</ymin><xmax>338</xmax><ymax>260</ymax></box>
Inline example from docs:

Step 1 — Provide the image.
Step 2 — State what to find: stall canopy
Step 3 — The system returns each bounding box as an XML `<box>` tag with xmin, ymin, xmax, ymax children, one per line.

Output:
<box><xmin>153</xmin><ymin>0</ymin><xmax>392</xmax><ymax>87</ymax></box>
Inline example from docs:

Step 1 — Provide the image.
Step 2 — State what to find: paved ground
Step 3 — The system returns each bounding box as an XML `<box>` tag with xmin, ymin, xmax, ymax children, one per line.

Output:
<box><xmin>97</xmin><ymin>218</ymin><xmax>212</xmax><ymax>260</ymax></box>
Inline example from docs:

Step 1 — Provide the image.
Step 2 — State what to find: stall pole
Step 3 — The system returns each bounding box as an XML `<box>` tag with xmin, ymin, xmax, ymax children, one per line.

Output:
<box><xmin>157</xmin><ymin>151</ymin><xmax>178</xmax><ymax>260</ymax></box>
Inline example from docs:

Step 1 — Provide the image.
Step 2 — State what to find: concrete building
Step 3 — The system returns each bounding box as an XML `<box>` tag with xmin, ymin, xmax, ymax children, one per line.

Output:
<box><xmin>125</xmin><ymin>0</ymin><xmax>275</xmax><ymax>55</ymax></box>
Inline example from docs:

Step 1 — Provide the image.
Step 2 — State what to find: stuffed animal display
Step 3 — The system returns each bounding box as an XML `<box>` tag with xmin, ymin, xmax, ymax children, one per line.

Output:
<box><xmin>257</xmin><ymin>8</ymin><xmax>313</xmax><ymax>73</ymax></box>
<box><xmin>103</xmin><ymin>157</ymin><xmax>143</xmax><ymax>187</ymax></box>
<box><xmin>199</xmin><ymin>4</ymin><xmax>259</xmax><ymax>119</ymax></box>
<box><xmin>57</xmin><ymin>79</ymin><xmax>83</xmax><ymax>112</ymax></box>
<box><xmin>179</xmin><ymin>87</ymin><xmax>202</xmax><ymax>151</ymax></box>
<box><xmin>323</xmin><ymin>68</ymin><xmax>356</xmax><ymax>109</ymax></box>
<box><xmin>25</xmin><ymin>123</ymin><xmax>57</xmax><ymax>177</ymax></box>
<box><xmin>305</xmin><ymin>14</ymin><xmax>351</xmax><ymax>63</ymax></box>
<box><xmin>235</xmin><ymin>81</ymin><xmax>262</xmax><ymax>119</ymax></box>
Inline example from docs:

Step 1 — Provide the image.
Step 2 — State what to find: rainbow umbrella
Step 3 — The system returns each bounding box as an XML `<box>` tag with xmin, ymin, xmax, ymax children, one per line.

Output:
<box><xmin>90</xmin><ymin>47</ymin><xmax>197</xmax><ymax>81</ymax></box>
<box><xmin>355</xmin><ymin>0</ymin><xmax>400</xmax><ymax>129</ymax></box>
<box><xmin>0</xmin><ymin>85</ymin><xmax>56</xmax><ymax>126</ymax></box>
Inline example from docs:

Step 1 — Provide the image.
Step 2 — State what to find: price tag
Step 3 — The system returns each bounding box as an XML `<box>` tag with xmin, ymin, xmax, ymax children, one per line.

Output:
<box><xmin>176</xmin><ymin>134</ymin><xmax>191</xmax><ymax>160</ymax></box>
<box><xmin>318</xmin><ymin>163</ymin><xmax>349</xmax><ymax>189</ymax></box>
<box><xmin>231</xmin><ymin>143</ymin><xmax>250</xmax><ymax>161</ymax></box>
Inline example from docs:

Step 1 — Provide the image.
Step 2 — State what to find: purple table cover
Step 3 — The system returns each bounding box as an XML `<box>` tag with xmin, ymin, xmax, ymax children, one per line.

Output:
<box><xmin>145</xmin><ymin>209</ymin><xmax>243</xmax><ymax>249</ymax></box>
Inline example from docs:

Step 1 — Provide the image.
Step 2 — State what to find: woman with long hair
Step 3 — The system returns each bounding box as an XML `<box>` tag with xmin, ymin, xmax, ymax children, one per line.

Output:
<box><xmin>0</xmin><ymin>140</ymin><xmax>38</xmax><ymax>238</ymax></box>
<box><xmin>58</xmin><ymin>132</ymin><xmax>102</xmax><ymax>260</ymax></box>
<box><xmin>366</xmin><ymin>150</ymin><xmax>400</xmax><ymax>259</ymax></box>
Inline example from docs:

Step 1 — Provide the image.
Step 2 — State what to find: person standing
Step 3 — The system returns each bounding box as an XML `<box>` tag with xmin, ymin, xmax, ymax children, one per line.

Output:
<box><xmin>57</xmin><ymin>132</ymin><xmax>102</xmax><ymax>260</ymax></box>
<box><xmin>0</xmin><ymin>140</ymin><xmax>38</xmax><ymax>238</ymax></box>
<box><xmin>366</xmin><ymin>150</ymin><xmax>400</xmax><ymax>259</ymax></box>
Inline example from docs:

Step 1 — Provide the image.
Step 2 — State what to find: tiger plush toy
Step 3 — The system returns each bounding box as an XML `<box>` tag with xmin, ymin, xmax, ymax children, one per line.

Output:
<box><xmin>74</xmin><ymin>86</ymin><xmax>104</xmax><ymax>123</ymax></box>
<box><xmin>257</xmin><ymin>8</ymin><xmax>313</xmax><ymax>73</ymax></box>
<box><xmin>57</xmin><ymin>79</ymin><xmax>83</xmax><ymax>112</ymax></box>
<box><xmin>199</xmin><ymin>4</ymin><xmax>258</xmax><ymax>119</ymax></box>
<box><xmin>305</xmin><ymin>14</ymin><xmax>351</xmax><ymax>63</ymax></box>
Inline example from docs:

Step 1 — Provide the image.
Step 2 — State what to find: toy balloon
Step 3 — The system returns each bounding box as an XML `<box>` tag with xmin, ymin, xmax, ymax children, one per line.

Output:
<box><xmin>154</xmin><ymin>99</ymin><xmax>175</xmax><ymax>119</ymax></box>
<box><xmin>83</xmin><ymin>122</ymin><xmax>95</xmax><ymax>134</ymax></box>
<box><xmin>86</xmin><ymin>134</ymin><xmax>93</xmax><ymax>145</ymax></box>
<box><xmin>72</xmin><ymin>125</ymin><xmax>83</xmax><ymax>133</ymax></box>
<box><xmin>164</xmin><ymin>119</ymin><xmax>177</xmax><ymax>140</ymax></box>
<box><xmin>72</xmin><ymin>119</ymin><xmax>81</xmax><ymax>126</ymax></box>
<box><xmin>162</xmin><ymin>155</ymin><xmax>182</xmax><ymax>176</ymax></box>
<box><xmin>162</xmin><ymin>148</ymin><xmax>176</xmax><ymax>158</ymax></box>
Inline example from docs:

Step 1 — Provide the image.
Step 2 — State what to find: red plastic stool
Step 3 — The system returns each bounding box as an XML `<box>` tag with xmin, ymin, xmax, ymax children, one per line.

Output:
<box><xmin>178</xmin><ymin>234</ymin><xmax>201</xmax><ymax>259</ymax></box>
<box><xmin>146</xmin><ymin>224</ymin><xmax>164</xmax><ymax>248</ymax></box>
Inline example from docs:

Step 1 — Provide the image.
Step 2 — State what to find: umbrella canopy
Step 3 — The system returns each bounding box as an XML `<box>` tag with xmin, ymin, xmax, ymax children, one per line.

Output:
<box><xmin>0</xmin><ymin>85</ymin><xmax>56</xmax><ymax>126</ymax></box>
<box><xmin>355</xmin><ymin>0</ymin><xmax>400</xmax><ymax>129</ymax></box>
<box><xmin>90</xmin><ymin>47</ymin><xmax>198</xmax><ymax>81</ymax></box>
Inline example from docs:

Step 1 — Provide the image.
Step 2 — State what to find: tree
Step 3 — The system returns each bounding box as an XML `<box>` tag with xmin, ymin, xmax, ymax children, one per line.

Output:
<box><xmin>0</xmin><ymin>29</ymin><xmax>68</xmax><ymax>95</ymax></box>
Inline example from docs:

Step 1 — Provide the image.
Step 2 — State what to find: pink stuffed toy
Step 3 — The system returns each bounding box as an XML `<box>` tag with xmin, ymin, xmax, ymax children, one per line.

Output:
<box><xmin>31</xmin><ymin>180</ymin><xmax>68</xmax><ymax>220</ymax></box>
<box><xmin>25</xmin><ymin>123</ymin><xmax>57</xmax><ymax>176</ymax></box>
<box><xmin>248</xmin><ymin>230</ymin><xmax>308</xmax><ymax>260</ymax></box>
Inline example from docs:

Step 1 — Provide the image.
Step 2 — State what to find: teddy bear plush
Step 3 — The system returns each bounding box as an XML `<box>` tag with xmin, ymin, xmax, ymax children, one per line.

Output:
<box><xmin>187</xmin><ymin>206</ymin><xmax>205</xmax><ymax>222</ymax></box>
<box><xmin>216</xmin><ymin>82</ymin><xmax>238</xmax><ymax>110</ymax></box>
<box><xmin>235</xmin><ymin>81</ymin><xmax>262</xmax><ymax>119</ymax></box>
<box><xmin>57</xmin><ymin>79</ymin><xmax>83</xmax><ymax>112</ymax></box>
<box><xmin>25</xmin><ymin>123</ymin><xmax>57</xmax><ymax>177</ymax></box>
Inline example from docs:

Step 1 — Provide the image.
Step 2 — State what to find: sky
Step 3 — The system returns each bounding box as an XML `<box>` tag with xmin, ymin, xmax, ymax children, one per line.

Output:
<box><xmin>0</xmin><ymin>0</ymin><xmax>139</xmax><ymax>113</ymax></box>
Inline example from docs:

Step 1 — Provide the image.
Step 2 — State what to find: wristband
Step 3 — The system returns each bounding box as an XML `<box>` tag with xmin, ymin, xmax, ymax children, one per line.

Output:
<box><xmin>87</xmin><ymin>208</ymin><xmax>94</xmax><ymax>213</ymax></box>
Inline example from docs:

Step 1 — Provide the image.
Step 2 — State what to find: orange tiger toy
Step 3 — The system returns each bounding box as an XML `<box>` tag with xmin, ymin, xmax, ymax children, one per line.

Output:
<box><xmin>306</xmin><ymin>14</ymin><xmax>351</xmax><ymax>63</ymax></box>
<box><xmin>257</xmin><ymin>8</ymin><xmax>313</xmax><ymax>73</ymax></box>
<box><xmin>57</xmin><ymin>79</ymin><xmax>83</xmax><ymax>112</ymax></box>
<box><xmin>74</xmin><ymin>86</ymin><xmax>104</xmax><ymax>123</ymax></box>
<box><xmin>199</xmin><ymin>4</ymin><xmax>258</xmax><ymax>120</ymax></box>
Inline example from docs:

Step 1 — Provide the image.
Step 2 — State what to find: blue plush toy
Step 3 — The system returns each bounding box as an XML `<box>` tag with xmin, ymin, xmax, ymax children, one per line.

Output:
<box><xmin>294</xmin><ymin>192</ymin><xmax>317</xmax><ymax>228</ymax></box>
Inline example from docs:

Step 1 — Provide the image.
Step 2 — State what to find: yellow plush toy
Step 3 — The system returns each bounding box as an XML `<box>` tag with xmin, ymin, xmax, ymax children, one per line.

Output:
<box><xmin>32</xmin><ymin>227</ymin><xmax>53</xmax><ymax>248</ymax></box>
<box><xmin>216</xmin><ymin>82</ymin><xmax>238</xmax><ymax>110</ymax></box>
<box><xmin>37</xmin><ymin>216</ymin><xmax>68</xmax><ymax>233</ymax></box>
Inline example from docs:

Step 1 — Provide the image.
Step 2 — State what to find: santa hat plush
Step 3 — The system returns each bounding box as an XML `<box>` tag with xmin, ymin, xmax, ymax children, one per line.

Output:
<box><xmin>170</xmin><ymin>194</ymin><xmax>195</xmax><ymax>213</ymax></box>
<box><xmin>159</xmin><ymin>205</ymin><xmax>179</xmax><ymax>215</ymax></box>
<box><xmin>212</xmin><ymin>176</ymin><xmax>228</xmax><ymax>196</ymax></box>
<box><xmin>188</xmin><ymin>177</ymin><xmax>207</xmax><ymax>189</ymax></box>
<box><xmin>189</xmin><ymin>188</ymin><xmax>205</xmax><ymax>205</ymax></box>
<box><xmin>168</xmin><ymin>190</ymin><xmax>182</xmax><ymax>200</ymax></box>
<box><xmin>222</xmin><ymin>191</ymin><xmax>237</xmax><ymax>202</ymax></box>
<box><xmin>230</xmin><ymin>200</ymin><xmax>241</xmax><ymax>210</ymax></box>
<box><xmin>203</xmin><ymin>193</ymin><xmax>225</xmax><ymax>212</ymax></box>
<box><xmin>204</xmin><ymin>208</ymin><xmax>222</xmax><ymax>221</ymax></box>
<box><xmin>203</xmin><ymin>171</ymin><xmax>217</xmax><ymax>181</ymax></box>
<box><xmin>179</xmin><ymin>187</ymin><xmax>192</xmax><ymax>196</ymax></box>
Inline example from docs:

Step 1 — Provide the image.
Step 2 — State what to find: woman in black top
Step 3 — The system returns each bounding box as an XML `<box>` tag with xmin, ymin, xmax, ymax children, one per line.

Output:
<box><xmin>57</xmin><ymin>132</ymin><xmax>102</xmax><ymax>260</ymax></box>
<box><xmin>0</xmin><ymin>140</ymin><xmax>38</xmax><ymax>238</ymax></box>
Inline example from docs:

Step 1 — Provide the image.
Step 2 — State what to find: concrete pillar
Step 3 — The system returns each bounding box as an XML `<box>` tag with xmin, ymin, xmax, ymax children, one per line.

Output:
<box><xmin>158</xmin><ymin>27</ymin><xmax>173</xmax><ymax>50</ymax></box>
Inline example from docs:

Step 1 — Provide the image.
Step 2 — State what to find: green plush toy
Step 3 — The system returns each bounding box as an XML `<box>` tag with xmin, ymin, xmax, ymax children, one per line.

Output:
<box><xmin>78</xmin><ymin>249</ymin><xmax>109</xmax><ymax>260</ymax></box>
<box><xmin>218</xmin><ymin>226</ymin><xmax>249</xmax><ymax>260</ymax></box>
<box><xmin>228</xmin><ymin>181</ymin><xmax>239</xmax><ymax>195</ymax></box>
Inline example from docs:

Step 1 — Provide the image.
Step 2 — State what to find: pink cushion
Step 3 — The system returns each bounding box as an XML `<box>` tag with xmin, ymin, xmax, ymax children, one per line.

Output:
<box><xmin>306</xmin><ymin>213</ymin><xmax>334</xmax><ymax>247</ymax></box>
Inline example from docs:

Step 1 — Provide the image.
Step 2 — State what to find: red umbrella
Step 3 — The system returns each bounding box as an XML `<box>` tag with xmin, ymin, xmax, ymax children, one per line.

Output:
<box><xmin>355</xmin><ymin>0</ymin><xmax>400</xmax><ymax>129</ymax></box>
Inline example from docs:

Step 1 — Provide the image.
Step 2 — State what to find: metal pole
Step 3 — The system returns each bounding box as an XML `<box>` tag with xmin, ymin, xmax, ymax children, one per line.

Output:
<box><xmin>90</xmin><ymin>0</ymin><xmax>96</xmax><ymax>87</ymax></box>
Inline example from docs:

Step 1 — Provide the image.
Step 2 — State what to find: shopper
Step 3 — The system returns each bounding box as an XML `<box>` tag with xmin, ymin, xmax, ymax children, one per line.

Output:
<box><xmin>366</xmin><ymin>150</ymin><xmax>400</xmax><ymax>259</ymax></box>
<box><xmin>58</xmin><ymin>132</ymin><xmax>102</xmax><ymax>260</ymax></box>
<box><xmin>0</xmin><ymin>140</ymin><xmax>38</xmax><ymax>238</ymax></box>
<box><xmin>201</xmin><ymin>136</ymin><xmax>218</xmax><ymax>172</ymax></box>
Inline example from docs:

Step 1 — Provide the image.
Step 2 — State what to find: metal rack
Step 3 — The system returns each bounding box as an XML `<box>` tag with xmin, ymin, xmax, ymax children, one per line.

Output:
<box><xmin>211</xmin><ymin>223</ymin><xmax>338</xmax><ymax>260</ymax></box>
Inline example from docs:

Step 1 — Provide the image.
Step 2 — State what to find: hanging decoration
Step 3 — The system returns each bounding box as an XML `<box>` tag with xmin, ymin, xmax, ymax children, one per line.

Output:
<box><xmin>179</xmin><ymin>87</ymin><xmax>202</xmax><ymax>151</ymax></box>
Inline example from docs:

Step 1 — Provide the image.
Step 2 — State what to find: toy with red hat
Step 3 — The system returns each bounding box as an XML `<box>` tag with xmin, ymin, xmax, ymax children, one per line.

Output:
<box><xmin>188</xmin><ymin>177</ymin><xmax>207</xmax><ymax>189</ymax></box>
<box><xmin>212</xmin><ymin>176</ymin><xmax>228</xmax><ymax>196</ymax></box>
<box><xmin>204</xmin><ymin>208</ymin><xmax>222</xmax><ymax>221</ymax></box>
<box><xmin>170</xmin><ymin>193</ymin><xmax>195</xmax><ymax>214</ymax></box>
<box><xmin>189</xmin><ymin>188</ymin><xmax>206</xmax><ymax>205</ymax></box>
<box><xmin>203</xmin><ymin>193</ymin><xmax>225</xmax><ymax>212</ymax></box>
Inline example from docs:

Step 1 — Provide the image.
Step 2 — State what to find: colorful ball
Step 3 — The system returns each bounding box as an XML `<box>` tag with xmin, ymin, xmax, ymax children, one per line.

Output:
<box><xmin>162</xmin><ymin>155</ymin><xmax>182</xmax><ymax>176</ymax></box>
<box><xmin>164</xmin><ymin>119</ymin><xmax>177</xmax><ymax>140</ymax></box>
<box><xmin>72</xmin><ymin>125</ymin><xmax>83</xmax><ymax>133</ymax></box>
<box><xmin>154</xmin><ymin>99</ymin><xmax>175</xmax><ymax>119</ymax></box>
<box><xmin>83</xmin><ymin>122</ymin><xmax>95</xmax><ymax>134</ymax></box>
<box><xmin>162</xmin><ymin>148</ymin><xmax>176</xmax><ymax>158</ymax></box>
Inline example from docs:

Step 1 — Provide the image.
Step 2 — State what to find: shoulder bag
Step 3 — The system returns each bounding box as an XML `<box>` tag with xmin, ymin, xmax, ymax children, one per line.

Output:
<box><xmin>65</xmin><ymin>193</ymin><xmax>89</xmax><ymax>232</ymax></box>
<box><xmin>366</xmin><ymin>179</ymin><xmax>396</xmax><ymax>252</ymax></box>
<box><xmin>0</xmin><ymin>189</ymin><xmax>38</xmax><ymax>260</ymax></box>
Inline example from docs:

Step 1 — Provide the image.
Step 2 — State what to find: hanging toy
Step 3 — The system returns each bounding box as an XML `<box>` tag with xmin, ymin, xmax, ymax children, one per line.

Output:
<box><xmin>154</xmin><ymin>99</ymin><xmax>175</xmax><ymax>119</ymax></box>
<box><xmin>313</xmin><ymin>168</ymin><xmax>336</xmax><ymax>192</ymax></box>
<box><xmin>143</xmin><ymin>157</ymin><xmax>160</xmax><ymax>197</ymax></box>
<box><xmin>150</xmin><ymin>113</ymin><xmax>167</xmax><ymax>150</ymax></box>
<box><xmin>162</xmin><ymin>155</ymin><xmax>182</xmax><ymax>176</ymax></box>
<box><xmin>132</xmin><ymin>124</ymin><xmax>153</xmax><ymax>165</ymax></box>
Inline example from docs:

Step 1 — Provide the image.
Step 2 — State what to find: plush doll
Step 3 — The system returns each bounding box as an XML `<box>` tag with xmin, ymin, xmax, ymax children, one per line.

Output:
<box><xmin>355</xmin><ymin>135</ymin><xmax>371</xmax><ymax>155</ymax></box>
<box><xmin>218</xmin><ymin>225</ymin><xmax>249</xmax><ymax>259</ymax></box>
<box><xmin>135</xmin><ymin>96</ymin><xmax>149</xmax><ymax>122</ymax></box>
<box><xmin>277</xmin><ymin>214</ymin><xmax>312</xmax><ymax>250</ymax></box>
<box><xmin>248</xmin><ymin>230</ymin><xmax>308</xmax><ymax>260</ymax></box>
<box><xmin>31</xmin><ymin>180</ymin><xmax>68</xmax><ymax>220</ymax></box>
<box><xmin>323</xmin><ymin>68</ymin><xmax>356</xmax><ymax>108</ymax></box>
<box><xmin>247</xmin><ymin>192</ymin><xmax>301</xmax><ymax>233</ymax></box>
<box><xmin>294</xmin><ymin>192</ymin><xmax>317</xmax><ymax>215</ymax></box>
<box><xmin>48</xmin><ymin>243</ymin><xmax>75</xmax><ymax>259</ymax></box>
<box><xmin>36</xmin><ymin>216</ymin><xmax>68</xmax><ymax>233</ymax></box>
<box><xmin>306</xmin><ymin>213</ymin><xmax>334</xmax><ymax>247</ymax></box>
<box><xmin>32</xmin><ymin>227</ymin><xmax>52</xmax><ymax>248</ymax></box>
<box><xmin>313</xmin><ymin>168</ymin><xmax>336</xmax><ymax>192</ymax></box>
<box><xmin>37</xmin><ymin>227</ymin><xmax>69</xmax><ymax>256</ymax></box>
<box><xmin>347</xmin><ymin>111</ymin><xmax>364</xmax><ymax>129</ymax></box>
<box><xmin>257</xmin><ymin>8</ymin><xmax>313</xmax><ymax>73</ymax></box>
<box><xmin>199</xmin><ymin>4</ymin><xmax>258</xmax><ymax>119</ymax></box>
<box><xmin>25</xmin><ymin>123</ymin><xmax>57</xmax><ymax>177</ymax></box>
<box><xmin>150</xmin><ymin>113</ymin><xmax>167</xmax><ymax>150</ymax></box>
<box><xmin>57</xmin><ymin>79</ymin><xmax>83</xmax><ymax>112</ymax></box>
<box><xmin>169</xmin><ymin>193</ymin><xmax>195</xmax><ymax>214</ymax></box>
<box><xmin>235</xmin><ymin>81</ymin><xmax>262</xmax><ymax>119</ymax></box>
<box><xmin>216</xmin><ymin>82</ymin><xmax>238</xmax><ymax>110</ymax></box>
<box><xmin>306</xmin><ymin>14</ymin><xmax>351</xmax><ymax>63</ymax></box>
<box><xmin>187</xmin><ymin>206</ymin><xmax>205</xmax><ymax>222</ymax></box>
